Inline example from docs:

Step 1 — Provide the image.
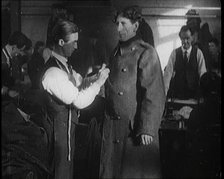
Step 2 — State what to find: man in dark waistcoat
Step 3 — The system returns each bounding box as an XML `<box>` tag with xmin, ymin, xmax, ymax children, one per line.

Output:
<box><xmin>41</xmin><ymin>19</ymin><xmax>109</xmax><ymax>179</ymax></box>
<box><xmin>99</xmin><ymin>6</ymin><xmax>166</xmax><ymax>179</ymax></box>
<box><xmin>1</xmin><ymin>31</ymin><xmax>30</xmax><ymax>100</ymax></box>
<box><xmin>164</xmin><ymin>25</ymin><xmax>207</xmax><ymax>100</ymax></box>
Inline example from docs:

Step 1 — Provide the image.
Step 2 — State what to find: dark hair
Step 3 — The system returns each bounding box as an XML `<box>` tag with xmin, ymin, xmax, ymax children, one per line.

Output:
<box><xmin>52</xmin><ymin>20</ymin><xmax>79</xmax><ymax>44</ymax></box>
<box><xmin>8</xmin><ymin>31</ymin><xmax>29</xmax><ymax>49</ymax></box>
<box><xmin>24</xmin><ymin>38</ymin><xmax>32</xmax><ymax>51</ymax></box>
<box><xmin>113</xmin><ymin>5</ymin><xmax>142</xmax><ymax>24</ymax></box>
<box><xmin>34</xmin><ymin>41</ymin><xmax>45</xmax><ymax>52</ymax></box>
<box><xmin>209</xmin><ymin>37</ymin><xmax>219</xmax><ymax>47</ymax></box>
<box><xmin>179</xmin><ymin>25</ymin><xmax>193</xmax><ymax>37</ymax></box>
<box><xmin>186</xmin><ymin>9</ymin><xmax>201</xmax><ymax>24</ymax></box>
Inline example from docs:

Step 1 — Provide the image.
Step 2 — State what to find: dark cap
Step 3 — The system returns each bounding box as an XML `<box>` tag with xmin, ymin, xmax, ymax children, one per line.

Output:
<box><xmin>186</xmin><ymin>9</ymin><xmax>201</xmax><ymax>24</ymax></box>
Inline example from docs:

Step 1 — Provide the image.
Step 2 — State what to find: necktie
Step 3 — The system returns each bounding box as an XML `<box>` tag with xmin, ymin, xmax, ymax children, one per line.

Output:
<box><xmin>183</xmin><ymin>51</ymin><xmax>188</xmax><ymax>64</ymax></box>
<box><xmin>67</xmin><ymin>61</ymin><xmax>73</xmax><ymax>75</ymax></box>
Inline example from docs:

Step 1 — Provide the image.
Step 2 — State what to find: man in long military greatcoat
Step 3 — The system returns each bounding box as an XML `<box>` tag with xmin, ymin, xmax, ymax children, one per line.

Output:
<box><xmin>99</xmin><ymin>6</ymin><xmax>166</xmax><ymax>179</ymax></box>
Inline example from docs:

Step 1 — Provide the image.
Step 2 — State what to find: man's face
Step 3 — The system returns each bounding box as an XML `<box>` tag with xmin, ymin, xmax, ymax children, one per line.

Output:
<box><xmin>116</xmin><ymin>15</ymin><xmax>138</xmax><ymax>42</ymax></box>
<box><xmin>180</xmin><ymin>30</ymin><xmax>193</xmax><ymax>50</ymax></box>
<box><xmin>209</xmin><ymin>42</ymin><xmax>218</xmax><ymax>56</ymax></box>
<box><xmin>11</xmin><ymin>45</ymin><xmax>25</xmax><ymax>58</ymax></box>
<box><xmin>62</xmin><ymin>32</ymin><xmax>78</xmax><ymax>57</ymax></box>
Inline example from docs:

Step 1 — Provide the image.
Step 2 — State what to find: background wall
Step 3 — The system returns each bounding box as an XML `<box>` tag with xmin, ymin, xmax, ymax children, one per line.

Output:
<box><xmin>112</xmin><ymin>0</ymin><xmax>221</xmax><ymax>69</ymax></box>
<box><xmin>1</xmin><ymin>0</ymin><xmax>221</xmax><ymax>71</ymax></box>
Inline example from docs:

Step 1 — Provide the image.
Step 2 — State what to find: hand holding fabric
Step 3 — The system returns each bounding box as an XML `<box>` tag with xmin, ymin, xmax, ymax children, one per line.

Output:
<box><xmin>140</xmin><ymin>134</ymin><xmax>153</xmax><ymax>145</ymax></box>
<box><xmin>95</xmin><ymin>64</ymin><xmax>110</xmax><ymax>87</ymax></box>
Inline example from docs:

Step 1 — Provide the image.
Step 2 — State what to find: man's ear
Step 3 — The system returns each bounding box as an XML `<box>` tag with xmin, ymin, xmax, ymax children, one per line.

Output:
<box><xmin>133</xmin><ymin>21</ymin><xmax>139</xmax><ymax>33</ymax></box>
<box><xmin>58</xmin><ymin>39</ymin><xmax>65</xmax><ymax>47</ymax></box>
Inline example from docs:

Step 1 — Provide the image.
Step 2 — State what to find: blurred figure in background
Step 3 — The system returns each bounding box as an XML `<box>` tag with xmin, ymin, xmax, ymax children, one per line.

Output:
<box><xmin>208</xmin><ymin>37</ymin><xmax>221</xmax><ymax>77</ymax></box>
<box><xmin>186</xmin><ymin>71</ymin><xmax>221</xmax><ymax>178</ymax></box>
<box><xmin>28</xmin><ymin>41</ymin><xmax>45</xmax><ymax>89</ymax></box>
<box><xmin>1</xmin><ymin>31</ymin><xmax>31</xmax><ymax>100</ymax></box>
<box><xmin>85</xmin><ymin>28</ymin><xmax>109</xmax><ymax>97</ymax></box>
<box><xmin>130</xmin><ymin>5</ymin><xmax>155</xmax><ymax>47</ymax></box>
<box><xmin>186</xmin><ymin>9</ymin><xmax>212</xmax><ymax>70</ymax></box>
<box><xmin>12</xmin><ymin>38</ymin><xmax>33</xmax><ymax>86</ymax></box>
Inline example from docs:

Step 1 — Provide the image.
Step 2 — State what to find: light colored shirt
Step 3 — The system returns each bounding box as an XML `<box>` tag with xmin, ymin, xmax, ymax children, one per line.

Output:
<box><xmin>2</xmin><ymin>47</ymin><xmax>12</xmax><ymax>67</ymax></box>
<box><xmin>163</xmin><ymin>46</ymin><xmax>207</xmax><ymax>95</ymax></box>
<box><xmin>42</xmin><ymin>51</ymin><xmax>101</xmax><ymax>109</ymax></box>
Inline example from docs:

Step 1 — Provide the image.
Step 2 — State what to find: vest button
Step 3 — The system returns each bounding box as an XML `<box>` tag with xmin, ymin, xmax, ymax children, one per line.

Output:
<box><xmin>131</xmin><ymin>47</ymin><xmax>135</xmax><ymax>51</ymax></box>
<box><xmin>122</xmin><ymin>68</ymin><xmax>127</xmax><ymax>72</ymax></box>
<box><xmin>118</xmin><ymin>92</ymin><xmax>123</xmax><ymax>96</ymax></box>
<box><xmin>113</xmin><ymin>139</ymin><xmax>120</xmax><ymax>143</ymax></box>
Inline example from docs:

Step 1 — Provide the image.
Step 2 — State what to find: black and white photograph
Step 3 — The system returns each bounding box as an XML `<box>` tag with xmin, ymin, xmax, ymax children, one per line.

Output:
<box><xmin>1</xmin><ymin>0</ymin><xmax>221</xmax><ymax>178</ymax></box>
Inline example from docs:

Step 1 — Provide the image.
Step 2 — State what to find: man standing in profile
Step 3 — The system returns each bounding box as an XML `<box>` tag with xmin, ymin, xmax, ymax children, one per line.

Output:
<box><xmin>41</xmin><ymin>19</ymin><xmax>109</xmax><ymax>179</ymax></box>
<box><xmin>100</xmin><ymin>6</ymin><xmax>165</xmax><ymax>179</ymax></box>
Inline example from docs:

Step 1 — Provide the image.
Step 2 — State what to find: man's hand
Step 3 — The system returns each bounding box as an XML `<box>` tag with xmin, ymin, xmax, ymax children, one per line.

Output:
<box><xmin>8</xmin><ymin>90</ymin><xmax>19</xmax><ymax>98</ymax></box>
<box><xmin>96</xmin><ymin>64</ymin><xmax>110</xmax><ymax>86</ymax></box>
<box><xmin>140</xmin><ymin>134</ymin><xmax>153</xmax><ymax>145</ymax></box>
<box><xmin>1</xmin><ymin>86</ymin><xmax>9</xmax><ymax>95</ymax></box>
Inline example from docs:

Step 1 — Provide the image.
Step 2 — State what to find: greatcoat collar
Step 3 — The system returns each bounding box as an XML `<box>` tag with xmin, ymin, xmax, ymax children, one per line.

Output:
<box><xmin>114</xmin><ymin>35</ymin><xmax>141</xmax><ymax>56</ymax></box>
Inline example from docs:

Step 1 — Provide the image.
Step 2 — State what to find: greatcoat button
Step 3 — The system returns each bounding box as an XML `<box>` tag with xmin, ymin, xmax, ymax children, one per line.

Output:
<box><xmin>122</xmin><ymin>68</ymin><xmax>127</xmax><ymax>72</ymax></box>
<box><xmin>118</xmin><ymin>92</ymin><xmax>123</xmax><ymax>96</ymax></box>
<box><xmin>117</xmin><ymin>115</ymin><xmax>121</xmax><ymax>120</ymax></box>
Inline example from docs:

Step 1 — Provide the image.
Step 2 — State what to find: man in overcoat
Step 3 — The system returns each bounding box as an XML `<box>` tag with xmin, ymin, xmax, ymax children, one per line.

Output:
<box><xmin>99</xmin><ymin>6</ymin><xmax>166</xmax><ymax>179</ymax></box>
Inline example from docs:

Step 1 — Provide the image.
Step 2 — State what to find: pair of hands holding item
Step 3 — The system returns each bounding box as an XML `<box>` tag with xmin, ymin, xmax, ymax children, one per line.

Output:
<box><xmin>95</xmin><ymin>63</ymin><xmax>110</xmax><ymax>86</ymax></box>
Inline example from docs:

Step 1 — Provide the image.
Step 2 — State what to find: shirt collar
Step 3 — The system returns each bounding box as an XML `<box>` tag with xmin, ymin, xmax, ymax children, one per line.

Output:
<box><xmin>52</xmin><ymin>51</ymin><xmax>68</xmax><ymax>66</ymax></box>
<box><xmin>181</xmin><ymin>46</ymin><xmax>192</xmax><ymax>55</ymax></box>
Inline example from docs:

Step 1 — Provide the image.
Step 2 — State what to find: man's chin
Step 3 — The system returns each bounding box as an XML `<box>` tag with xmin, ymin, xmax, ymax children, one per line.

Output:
<box><xmin>119</xmin><ymin>37</ymin><xmax>128</xmax><ymax>42</ymax></box>
<box><xmin>183</xmin><ymin>46</ymin><xmax>190</xmax><ymax>50</ymax></box>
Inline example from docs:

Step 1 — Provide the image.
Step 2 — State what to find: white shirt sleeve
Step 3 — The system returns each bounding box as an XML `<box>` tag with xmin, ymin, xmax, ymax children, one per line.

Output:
<box><xmin>163</xmin><ymin>50</ymin><xmax>176</xmax><ymax>95</ymax></box>
<box><xmin>71</xmin><ymin>69</ymin><xmax>83</xmax><ymax>87</ymax></box>
<box><xmin>197</xmin><ymin>48</ymin><xmax>207</xmax><ymax>77</ymax></box>
<box><xmin>42</xmin><ymin>67</ymin><xmax>101</xmax><ymax>109</ymax></box>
